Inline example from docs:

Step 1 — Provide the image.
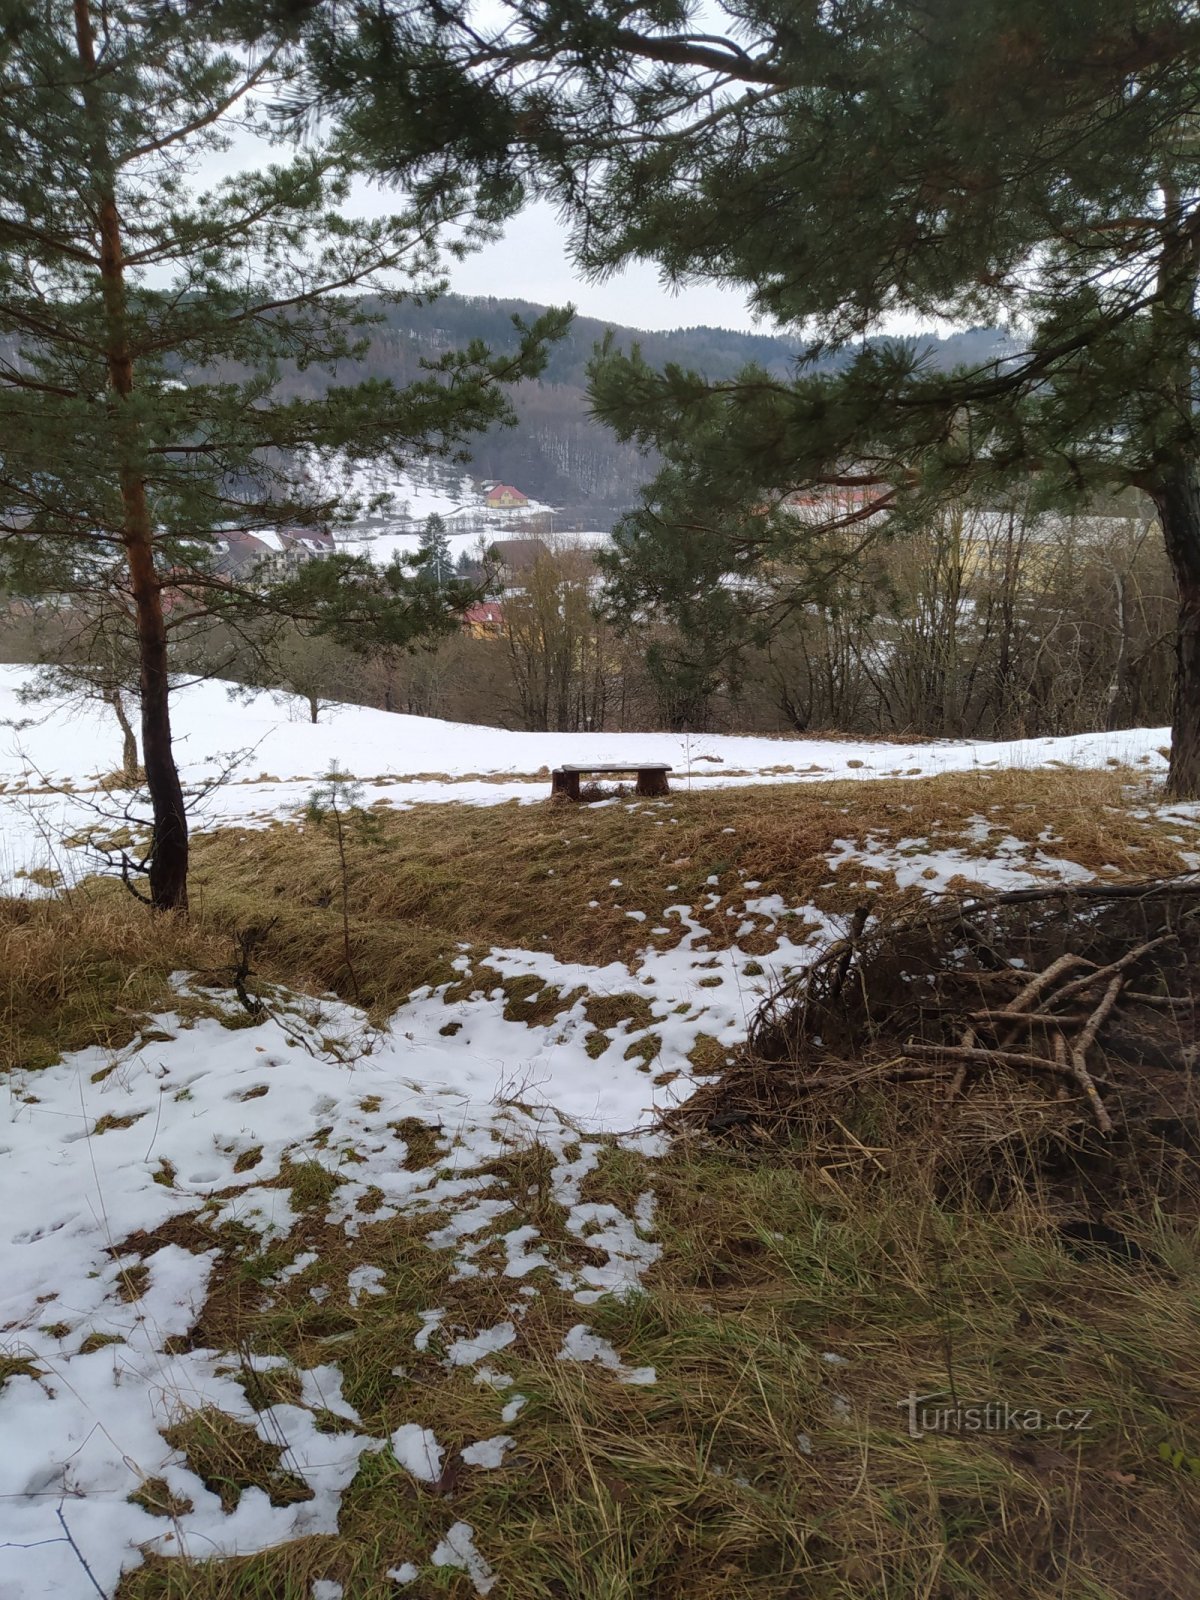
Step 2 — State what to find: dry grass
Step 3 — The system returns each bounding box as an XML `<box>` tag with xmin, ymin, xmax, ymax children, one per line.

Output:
<box><xmin>0</xmin><ymin>890</ymin><xmax>226</xmax><ymax>1071</ymax></box>
<box><xmin>188</xmin><ymin>764</ymin><xmax>1194</xmax><ymax>1003</ymax></box>
<box><xmin>112</xmin><ymin>1133</ymin><xmax>1200</xmax><ymax>1600</ymax></box>
<box><xmin>5</xmin><ymin>764</ymin><xmax>1194</xmax><ymax>1075</ymax></box>
<box><xmin>161</xmin><ymin>1407</ymin><xmax>313</xmax><ymax>1515</ymax></box>
<box><xmin>0</xmin><ymin>1352</ymin><xmax>43</xmax><ymax>1389</ymax></box>
<box><xmin>6</xmin><ymin>763</ymin><xmax>1197</xmax><ymax>1597</ymax></box>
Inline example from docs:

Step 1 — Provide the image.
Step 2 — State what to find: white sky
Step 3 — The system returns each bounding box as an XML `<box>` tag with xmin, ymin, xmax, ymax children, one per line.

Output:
<box><xmin>443</xmin><ymin>198</ymin><xmax>765</xmax><ymax>332</ymax></box>
<box><xmin>197</xmin><ymin>116</ymin><xmax>766</xmax><ymax>333</ymax></box>
<box><xmin>200</xmin><ymin>98</ymin><xmax>929</xmax><ymax>339</ymax></box>
<box><xmin>429</xmin><ymin>0</ymin><xmax>770</xmax><ymax>332</ymax></box>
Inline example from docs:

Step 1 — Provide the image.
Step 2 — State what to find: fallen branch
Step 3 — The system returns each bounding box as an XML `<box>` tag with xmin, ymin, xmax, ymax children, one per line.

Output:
<box><xmin>904</xmin><ymin>1041</ymin><xmax>1111</xmax><ymax>1088</ymax></box>
<box><xmin>1006</xmin><ymin>952</ymin><xmax>1095</xmax><ymax>1013</ymax></box>
<box><xmin>931</xmin><ymin>1024</ymin><xmax>977</xmax><ymax>1136</ymax></box>
<box><xmin>969</xmin><ymin>1008</ymin><xmax>1089</xmax><ymax>1027</ymax></box>
<box><xmin>1050</xmin><ymin>935</ymin><xmax>1176</xmax><ymax>1006</ymax></box>
<box><xmin>1068</xmin><ymin>975</ymin><xmax>1123</xmax><ymax>1133</ymax></box>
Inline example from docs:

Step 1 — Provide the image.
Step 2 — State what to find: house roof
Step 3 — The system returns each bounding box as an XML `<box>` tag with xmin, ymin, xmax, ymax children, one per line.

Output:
<box><xmin>484</xmin><ymin>483</ymin><xmax>529</xmax><ymax>504</ymax></box>
<box><xmin>490</xmin><ymin>537</ymin><xmax>546</xmax><ymax>568</ymax></box>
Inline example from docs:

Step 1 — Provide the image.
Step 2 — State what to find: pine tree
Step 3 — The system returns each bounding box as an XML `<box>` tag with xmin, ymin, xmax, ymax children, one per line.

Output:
<box><xmin>414</xmin><ymin>513</ymin><xmax>452</xmax><ymax>589</ymax></box>
<box><xmin>0</xmin><ymin>0</ymin><xmax>566</xmax><ymax>908</ymax></box>
<box><xmin>305</xmin><ymin>0</ymin><xmax>1200</xmax><ymax>795</ymax></box>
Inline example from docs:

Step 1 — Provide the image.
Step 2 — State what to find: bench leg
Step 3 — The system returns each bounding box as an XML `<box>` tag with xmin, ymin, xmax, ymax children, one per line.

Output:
<box><xmin>636</xmin><ymin>769</ymin><xmax>669</xmax><ymax>797</ymax></box>
<box><xmin>551</xmin><ymin>769</ymin><xmax>581</xmax><ymax>801</ymax></box>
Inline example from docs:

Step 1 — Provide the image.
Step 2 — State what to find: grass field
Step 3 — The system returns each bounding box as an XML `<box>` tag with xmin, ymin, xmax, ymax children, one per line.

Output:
<box><xmin>2</xmin><ymin>766</ymin><xmax>1199</xmax><ymax>1599</ymax></box>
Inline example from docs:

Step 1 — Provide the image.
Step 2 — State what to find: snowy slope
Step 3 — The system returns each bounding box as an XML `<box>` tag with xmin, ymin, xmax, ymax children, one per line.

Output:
<box><xmin>336</xmin><ymin>521</ymin><xmax>609</xmax><ymax>570</ymax></box>
<box><xmin>0</xmin><ymin>876</ymin><xmax>827</xmax><ymax>1593</ymax></box>
<box><xmin>0</xmin><ymin>665</ymin><xmax>1171</xmax><ymax>789</ymax></box>
<box><xmin>0</xmin><ymin>657</ymin><xmax>1193</xmax><ymax>1595</ymax></box>
<box><xmin>320</xmin><ymin>457</ymin><xmax>609</xmax><ymax>567</ymax></box>
<box><xmin>0</xmin><ymin>977</ymin><xmax>669</xmax><ymax>1596</ymax></box>
<box><xmin>0</xmin><ymin>663</ymin><xmax>1172</xmax><ymax>893</ymax></box>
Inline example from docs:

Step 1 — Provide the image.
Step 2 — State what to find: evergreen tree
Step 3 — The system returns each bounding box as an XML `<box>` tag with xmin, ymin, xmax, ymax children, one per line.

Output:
<box><xmin>0</xmin><ymin>0</ymin><xmax>566</xmax><ymax>908</ymax></box>
<box><xmin>414</xmin><ymin>513</ymin><xmax>452</xmax><ymax>589</ymax></box>
<box><xmin>306</xmin><ymin>0</ymin><xmax>1200</xmax><ymax>795</ymax></box>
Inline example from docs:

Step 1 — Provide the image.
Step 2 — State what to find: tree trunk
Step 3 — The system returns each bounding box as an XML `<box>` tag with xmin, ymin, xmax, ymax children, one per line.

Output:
<box><xmin>1104</xmin><ymin>569</ymin><xmax>1132</xmax><ymax>733</ymax></box>
<box><xmin>75</xmin><ymin>0</ymin><xmax>188</xmax><ymax>909</ymax></box>
<box><xmin>106</xmin><ymin>687</ymin><xmax>139</xmax><ymax>782</ymax></box>
<box><xmin>1151</xmin><ymin>466</ymin><xmax>1200</xmax><ymax>799</ymax></box>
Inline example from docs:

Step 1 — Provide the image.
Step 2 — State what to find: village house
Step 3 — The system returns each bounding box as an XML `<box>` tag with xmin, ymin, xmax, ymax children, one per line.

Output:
<box><xmin>461</xmin><ymin>600</ymin><xmax>504</xmax><ymax>635</ymax></box>
<box><xmin>483</xmin><ymin>482</ymin><xmax>530</xmax><ymax>510</ymax></box>
<box><xmin>212</xmin><ymin>526</ymin><xmax>336</xmax><ymax>578</ymax></box>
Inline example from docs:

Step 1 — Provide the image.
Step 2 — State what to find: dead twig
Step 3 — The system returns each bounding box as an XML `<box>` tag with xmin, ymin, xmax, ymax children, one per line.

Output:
<box><xmin>829</xmin><ymin>903</ymin><xmax>871</xmax><ymax>1001</ymax></box>
<box><xmin>1068</xmin><ymin>975</ymin><xmax>1123</xmax><ymax>1133</ymax></box>
<box><xmin>1050</xmin><ymin>935</ymin><xmax>1176</xmax><ymax>1006</ymax></box>
<box><xmin>904</xmin><ymin>1041</ymin><xmax>1112</xmax><ymax>1088</ymax></box>
<box><xmin>992</xmin><ymin>953</ymin><xmax>1093</xmax><ymax>1054</ymax></box>
<box><xmin>1007</xmin><ymin>952</ymin><xmax>1095</xmax><ymax>1012</ymax></box>
<box><xmin>934</xmin><ymin>1025</ymin><xmax>977</xmax><ymax>1133</ymax></box>
<box><xmin>969</xmin><ymin>1008</ymin><xmax>1088</xmax><ymax>1027</ymax></box>
<box><xmin>231</xmin><ymin>920</ymin><xmax>276</xmax><ymax>1018</ymax></box>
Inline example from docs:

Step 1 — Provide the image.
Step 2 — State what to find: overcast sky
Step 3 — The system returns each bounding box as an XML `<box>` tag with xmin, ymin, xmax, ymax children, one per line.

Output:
<box><xmin>204</xmin><ymin>108</ymin><xmax>930</xmax><ymax>339</ymax></box>
<box><xmin>442</xmin><ymin>197</ymin><xmax>765</xmax><ymax>332</ymax></box>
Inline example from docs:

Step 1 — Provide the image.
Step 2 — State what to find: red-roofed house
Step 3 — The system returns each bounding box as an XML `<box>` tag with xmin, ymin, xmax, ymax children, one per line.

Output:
<box><xmin>484</xmin><ymin>483</ymin><xmax>529</xmax><ymax>510</ymax></box>
<box><xmin>462</xmin><ymin>600</ymin><xmax>504</xmax><ymax>635</ymax></box>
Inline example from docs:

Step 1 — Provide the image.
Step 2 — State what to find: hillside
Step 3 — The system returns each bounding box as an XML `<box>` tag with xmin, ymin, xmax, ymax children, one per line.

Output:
<box><xmin>0</xmin><ymin>296</ymin><xmax>1010</xmax><ymax>523</ymax></box>
<box><xmin>283</xmin><ymin>297</ymin><xmax>1012</xmax><ymax>520</ymax></box>
<box><xmin>0</xmin><ymin>665</ymin><xmax>1175</xmax><ymax>896</ymax></box>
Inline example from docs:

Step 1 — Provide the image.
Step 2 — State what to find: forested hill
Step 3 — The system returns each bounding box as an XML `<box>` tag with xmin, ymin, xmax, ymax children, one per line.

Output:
<box><xmin>0</xmin><ymin>293</ymin><xmax>1004</xmax><ymax>522</ymax></box>
<box><xmin>361</xmin><ymin>293</ymin><xmax>1009</xmax><ymax>388</ymax></box>
<box><xmin>325</xmin><ymin>296</ymin><xmax>1007</xmax><ymax>520</ymax></box>
<box><xmin>105</xmin><ymin>293</ymin><xmax>977</xmax><ymax>522</ymax></box>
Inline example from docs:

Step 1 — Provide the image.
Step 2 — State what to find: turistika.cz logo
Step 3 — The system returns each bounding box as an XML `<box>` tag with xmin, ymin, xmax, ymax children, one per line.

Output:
<box><xmin>899</xmin><ymin>1391</ymin><xmax>1093</xmax><ymax>1439</ymax></box>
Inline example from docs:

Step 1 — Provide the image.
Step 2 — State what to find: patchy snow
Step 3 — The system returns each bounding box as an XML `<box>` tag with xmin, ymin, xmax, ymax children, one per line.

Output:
<box><xmin>826</xmin><ymin>825</ymin><xmax>1098</xmax><ymax>895</ymax></box>
<box><xmin>461</xmin><ymin>1434</ymin><xmax>514</xmax><ymax>1469</ymax></box>
<box><xmin>557</xmin><ymin>1323</ymin><xmax>656</xmax><ymax>1386</ymax></box>
<box><xmin>0</xmin><ymin>955</ymin><xmax>700</xmax><ymax>1596</ymax></box>
<box><xmin>0</xmin><ymin>664</ymin><xmax>1173</xmax><ymax>892</ymax></box>
<box><xmin>390</xmin><ymin>1423</ymin><xmax>444</xmax><ymax>1484</ymax></box>
<box><xmin>413</xmin><ymin>1309</ymin><xmax>446</xmax><ymax>1352</ymax></box>
<box><xmin>347</xmin><ymin>1264</ymin><xmax>387</xmax><ymax>1305</ymax></box>
<box><xmin>0</xmin><ymin>825</ymin><xmax>836</xmax><ymax>1591</ymax></box>
<box><xmin>0</xmin><ymin>658</ymin><xmax>1190</xmax><ymax>1595</ymax></box>
<box><xmin>443</xmin><ymin>1322</ymin><xmax>518</xmax><ymax>1368</ymax></box>
<box><xmin>300</xmin><ymin>1366</ymin><xmax>361</xmax><ymax>1424</ymax></box>
<box><xmin>432</xmin><ymin>1520</ymin><xmax>496</xmax><ymax>1596</ymax></box>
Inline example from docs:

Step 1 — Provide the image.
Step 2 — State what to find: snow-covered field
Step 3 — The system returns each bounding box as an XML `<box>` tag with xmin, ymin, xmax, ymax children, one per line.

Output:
<box><xmin>337</xmin><ymin>520</ymin><xmax>608</xmax><ymax>570</ymax></box>
<box><xmin>0</xmin><ymin>665</ymin><xmax>1171</xmax><ymax>895</ymax></box>
<box><xmin>0</xmin><ymin>980</ymin><xmax>664</xmax><ymax>1595</ymax></box>
<box><xmin>325</xmin><ymin>462</ymin><xmax>557</xmax><ymax>531</ymax></box>
<box><xmin>321</xmin><ymin>461</ymin><xmax>610</xmax><ymax>571</ymax></box>
<box><xmin>1</xmin><ymin>665</ymin><xmax>1196</xmax><ymax>1595</ymax></box>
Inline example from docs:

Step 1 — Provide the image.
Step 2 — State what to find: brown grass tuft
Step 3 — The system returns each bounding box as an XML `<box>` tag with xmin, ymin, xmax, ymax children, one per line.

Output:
<box><xmin>162</xmin><ymin>1407</ymin><xmax>313</xmax><ymax>1514</ymax></box>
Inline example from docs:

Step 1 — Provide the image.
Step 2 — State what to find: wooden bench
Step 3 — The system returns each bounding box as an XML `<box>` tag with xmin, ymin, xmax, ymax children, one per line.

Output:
<box><xmin>550</xmin><ymin>762</ymin><xmax>672</xmax><ymax>800</ymax></box>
